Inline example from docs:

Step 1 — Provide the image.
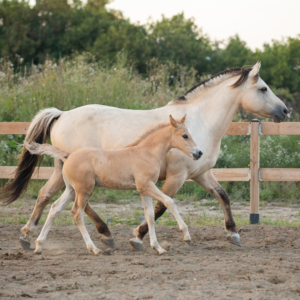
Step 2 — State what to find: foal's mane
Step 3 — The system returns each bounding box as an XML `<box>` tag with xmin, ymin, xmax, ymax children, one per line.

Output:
<box><xmin>125</xmin><ymin>122</ymin><xmax>169</xmax><ymax>148</ymax></box>
<box><xmin>169</xmin><ymin>66</ymin><xmax>259</xmax><ymax>104</ymax></box>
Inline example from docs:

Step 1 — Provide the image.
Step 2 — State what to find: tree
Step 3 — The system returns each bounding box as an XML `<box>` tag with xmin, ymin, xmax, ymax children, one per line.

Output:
<box><xmin>147</xmin><ymin>13</ymin><xmax>213</xmax><ymax>76</ymax></box>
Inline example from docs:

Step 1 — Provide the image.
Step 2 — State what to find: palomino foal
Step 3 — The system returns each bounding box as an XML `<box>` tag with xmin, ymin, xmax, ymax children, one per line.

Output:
<box><xmin>26</xmin><ymin>115</ymin><xmax>202</xmax><ymax>255</ymax></box>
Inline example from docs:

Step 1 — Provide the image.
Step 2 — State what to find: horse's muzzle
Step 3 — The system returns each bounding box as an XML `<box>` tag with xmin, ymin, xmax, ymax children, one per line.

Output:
<box><xmin>192</xmin><ymin>150</ymin><xmax>203</xmax><ymax>160</ymax></box>
<box><xmin>272</xmin><ymin>105</ymin><xmax>288</xmax><ymax>123</ymax></box>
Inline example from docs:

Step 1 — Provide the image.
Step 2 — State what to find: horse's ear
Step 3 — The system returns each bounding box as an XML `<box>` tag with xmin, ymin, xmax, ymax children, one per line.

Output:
<box><xmin>249</xmin><ymin>61</ymin><xmax>261</xmax><ymax>78</ymax></box>
<box><xmin>180</xmin><ymin>114</ymin><xmax>186</xmax><ymax>124</ymax></box>
<box><xmin>169</xmin><ymin>115</ymin><xmax>178</xmax><ymax>128</ymax></box>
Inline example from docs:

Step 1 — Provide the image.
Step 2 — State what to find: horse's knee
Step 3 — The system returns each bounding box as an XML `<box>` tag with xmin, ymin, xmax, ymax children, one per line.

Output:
<box><xmin>37</xmin><ymin>190</ymin><xmax>52</xmax><ymax>205</ymax></box>
<box><xmin>71</xmin><ymin>207</ymin><xmax>77</xmax><ymax>217</ymax></box>
<box><xmin>212</xmin><ymin>186</ymin><xmax>231</xmax><ymax>206</ymax></box>
<box><xmin>137</xmin><ymin>185</ymin><xmax>147</xmax><ymax>195</ymax></box>
<box><xmin>49</xmin><ymin>202</ymin><xmax>60</xmax><ymax>216</ymax></box>
<box><xmin>163</xmin><ymin>197</ymin><xmax>174</xmax><ymax>209</ymax></box>
<box><xmin>71</xmin><ymin>207</ymin><xmax>82</xmax><ymax>222</ymax></box>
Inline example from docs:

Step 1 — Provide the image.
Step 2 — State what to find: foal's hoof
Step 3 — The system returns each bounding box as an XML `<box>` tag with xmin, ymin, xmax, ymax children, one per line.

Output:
<box><xmin>93</xmin><ymin>248</ymin><xmax>102</xmax><ymax>256</ymax></box>
<box><xmin>129</xmin><ymin>238</ymin><xmax>143</xmax><ymax>252</ymax></box>
<box><xmin>153</xmin><ymin>247</ymin><xmax>167</xmax><ymax>256</ymax></box>
<box><xmin>227</xmin><ymin>232</ymin><xmax>242</xmax><ymax>247</ymax></box>
<box><xmin>19</xmin><ymin>237</ymin><xmax>31</xmax><ymax>251</ymax></box>
<box><xmin>101</xmin><ymin>235</ymin><xmax>115</xmax><ymax>249</ymax></box>
<box><xmin>184</xmin><ymin>240</ymin><xmax>192</xmax><ymax>246</ymax></box>
<box><xmin>34</xmin><ymin>248</ymin><xmax>42</xmax><ymax>255</ymax></box>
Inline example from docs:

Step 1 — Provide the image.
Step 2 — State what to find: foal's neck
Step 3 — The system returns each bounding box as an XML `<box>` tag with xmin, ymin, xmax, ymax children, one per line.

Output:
<box><xmin>138</xmin><ymin>126</ymin><xmax>173</xmax><ymax>162</ymax></box>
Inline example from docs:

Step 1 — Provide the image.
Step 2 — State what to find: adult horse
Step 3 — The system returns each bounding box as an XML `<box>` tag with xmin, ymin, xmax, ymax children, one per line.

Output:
<box><xmin>1</xmin><ymin>62</ymin><xmax>287</xmax><ymax>250</ymax></box>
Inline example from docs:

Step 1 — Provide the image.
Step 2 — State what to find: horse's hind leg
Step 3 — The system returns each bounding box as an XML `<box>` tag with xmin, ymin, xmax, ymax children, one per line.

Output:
<box><xmin>84</xmin><ymin>203</ymin><xmax>115</xmax><ymax>249</ymax></box>
<box><xmin>34</xmin><ymin>186</ymin><xmax>75</xmax><ymax>254</ymax></box>
<box><xmin>20</xmin><ymin>159</ymin><xmax>64</xmax><ymax>249</ymax></box>
<box><xmin>72</xmin><ymin>193</ymin><xmax>101</xmax><ymax>255</ymax></box>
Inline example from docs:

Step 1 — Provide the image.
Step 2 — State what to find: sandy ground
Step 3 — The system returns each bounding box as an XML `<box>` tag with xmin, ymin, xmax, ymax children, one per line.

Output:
<box><xmin>1</xmin><ymin>223</ymin><xmax>300</xmax><ymax>300</ymax></box>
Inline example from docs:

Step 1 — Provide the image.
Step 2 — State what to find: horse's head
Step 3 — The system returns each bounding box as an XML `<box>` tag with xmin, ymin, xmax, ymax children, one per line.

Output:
<box><xmin>169</xmin><ymin>114</ymin><xmax>202</xmax><ymax>160</ymax></box>
<box><xmin>237</xmin><ymin>61</ymin><xmax>288</xmax><ymax>123</ymax></box>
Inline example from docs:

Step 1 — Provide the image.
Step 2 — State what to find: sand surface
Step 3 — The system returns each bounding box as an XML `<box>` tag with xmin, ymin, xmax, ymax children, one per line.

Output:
<box><xmin>1</xmin><ymin>224</ymin><xmax>300</xmax><ymax>299</ymax></box>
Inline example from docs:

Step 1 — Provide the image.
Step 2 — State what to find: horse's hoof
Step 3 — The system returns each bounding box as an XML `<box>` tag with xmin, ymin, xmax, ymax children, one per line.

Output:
<box><xmin>158</xmin><ymin>249</ymin><xmax>167</xmax><ymax>256</ymax></box>
<box><xmin>227</xmin><ymin>232</ymin><xmax>242</xmax><ymax>247</ymax></box>
<box><xmin>184</xmin><ymin>240</ymin><xmax>192</xmax><ymax>246</ymax></box>
<box><xmin>19</xmin><ymin>237</ymin><xmax>31</xmax><ymax>251</ymax></box>
<box><xmin>152</xmin><ymin>246</ymin><xmax>167</xmax><ymax>255</ymax></box>
<box><xmin>93</xmin><ymin>248</ymin><xmax>102</xmax><ymax>256</ymax></box>
<box><xmin>34</xmin><ymin>249</ymin><xmax>42</xmax><ymax>255</ymax></box>
<box><xmin>101</xmin><ymin>235</ymin><xmax>115</xmax><ymax>249</ymax></box>
<box><xmin>129</xmin><ymin>238</ymin><xmax>143</xmax><ymax>252</ymax></box>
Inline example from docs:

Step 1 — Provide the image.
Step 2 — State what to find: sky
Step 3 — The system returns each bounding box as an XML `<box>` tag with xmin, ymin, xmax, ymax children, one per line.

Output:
<box><xmin>107</xmin><ymin>0</ymin><xmax>300</xmax><ymax>50</ymax></box>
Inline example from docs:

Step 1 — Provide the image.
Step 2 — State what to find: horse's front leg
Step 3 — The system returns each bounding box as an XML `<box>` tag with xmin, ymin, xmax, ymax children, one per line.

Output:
<box><xmin>133</xmin><ymin>195</ymin><xmax>166</xmax><ymax>255</ymax></box>
<box><xmin>131</xmin><ymin>175</ymin><xmax>186</xmax><ymax>250</ymax></box>
<box><xmin>20</xmin><ymin>159</ymin><xmax>65</xmax><ymax>250</ymax></box>
<box><xmin>192</xmin><ymin>169</ymin><xmax>241</xmax><ymax>247</ymax></box>
<box><xmin>137</xmin><ymin>182</ymin><xmax>191</xmax><ymax>247</ymax></box>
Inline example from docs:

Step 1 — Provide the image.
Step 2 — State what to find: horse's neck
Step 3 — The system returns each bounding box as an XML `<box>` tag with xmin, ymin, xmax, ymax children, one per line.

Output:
<box><xmin>186</xmin><ymin>80</ymin><xmax>241</xmax><ymax>141</ymax></box>
<box><xmin>138</xmin><ymin>126</ymin><xmax>172</xmax><ymax>161</ymax></box>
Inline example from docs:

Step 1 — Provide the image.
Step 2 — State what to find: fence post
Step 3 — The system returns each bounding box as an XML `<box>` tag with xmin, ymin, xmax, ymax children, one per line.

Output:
<box><xmin>250</xmin><ymin>119</ymin><xmax>260</xmax><ymax>224</ymax></box>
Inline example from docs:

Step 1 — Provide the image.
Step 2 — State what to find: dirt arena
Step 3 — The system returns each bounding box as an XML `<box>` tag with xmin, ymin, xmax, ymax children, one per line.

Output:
<box><xmin>1</xmin><ymin>224</ymin><xmax>300</xmax><ymax>299</ymax></box>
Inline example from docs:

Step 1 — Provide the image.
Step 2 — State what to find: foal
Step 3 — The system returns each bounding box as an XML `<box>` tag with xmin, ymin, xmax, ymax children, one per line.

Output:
<box><xmin>25</xmin><ymin>115</ymin><xmax>202</xmax><ymax>255</ymax></box>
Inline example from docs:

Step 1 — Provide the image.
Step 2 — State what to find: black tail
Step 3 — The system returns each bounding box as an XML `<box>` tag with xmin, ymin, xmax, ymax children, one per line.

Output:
<box><xmin>0</xmin><ymin>108</ymin><xmax>63</xmax><ymax>205</ymax></box>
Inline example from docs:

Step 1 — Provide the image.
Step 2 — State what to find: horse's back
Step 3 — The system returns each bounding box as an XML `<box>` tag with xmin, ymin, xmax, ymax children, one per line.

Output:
<box><xmin>50</xmin><ymin>104</ymin><xmax>166</xmax><ymax>153</ymax></box>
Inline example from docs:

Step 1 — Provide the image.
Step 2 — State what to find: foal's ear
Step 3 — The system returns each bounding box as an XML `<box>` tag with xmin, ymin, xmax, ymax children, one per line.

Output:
<box><xmin>249</xmin><ymin>61</ymin><xmax>261</xmax><ymax>78</ymax></box>
<box><xmin>169</xmin><ymin>115</ymin><xmax>178</xmax><ymax>128</ymax></box>
<box><xmin>180</xmin><ymin>114</ymin><xmax>186</xmax><ymax>124</ymax></box>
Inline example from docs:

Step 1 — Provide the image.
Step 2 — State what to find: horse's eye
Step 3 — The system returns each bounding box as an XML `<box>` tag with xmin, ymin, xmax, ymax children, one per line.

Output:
<box><xmin>260</xmin><ymin>87</ymin><xmax>267</xmax><ymax>92</ymax></box>
<box><xmin>182</xmin><ymin>134</ymin><xmax>188</xmax><ymax>139</ymax></box>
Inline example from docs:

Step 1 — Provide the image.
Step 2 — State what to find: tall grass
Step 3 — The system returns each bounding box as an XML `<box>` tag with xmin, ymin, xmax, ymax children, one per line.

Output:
<box><xmin>0</xmin><ymin>53</ymin><xmax>300</xmax><ymax>203</ymax></box>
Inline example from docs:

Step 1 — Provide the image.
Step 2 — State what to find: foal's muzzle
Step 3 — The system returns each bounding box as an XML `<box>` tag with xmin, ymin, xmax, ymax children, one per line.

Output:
<box><xmin>192</xmin><ymin>149</ymin><xmax>203</xmax><ymax>160</ymax></box>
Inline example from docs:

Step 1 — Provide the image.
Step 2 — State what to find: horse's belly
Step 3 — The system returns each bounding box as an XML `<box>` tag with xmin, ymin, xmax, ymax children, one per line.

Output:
<box><xmin>95</xmin><ymin>175</ymin><xmax>136</xmax><ymax>190</ymax></box>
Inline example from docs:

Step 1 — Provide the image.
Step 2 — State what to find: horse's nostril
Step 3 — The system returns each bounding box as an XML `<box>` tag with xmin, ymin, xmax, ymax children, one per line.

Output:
<box><xmin>199</xmin><ymin>150</ymin><xmax>203</xmax><ymax>156</ymax></box>
<box><xmin>283</xmin><ymin>108</ymin><xmax>288</xmax><ymax>115</ymax></box>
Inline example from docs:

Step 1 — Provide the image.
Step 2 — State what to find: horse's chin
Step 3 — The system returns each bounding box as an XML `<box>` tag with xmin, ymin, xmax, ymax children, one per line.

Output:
<box><xmin>273</xmin><ymin>115</ymin><xmax>284</xmax><ymax>123</ymax></box>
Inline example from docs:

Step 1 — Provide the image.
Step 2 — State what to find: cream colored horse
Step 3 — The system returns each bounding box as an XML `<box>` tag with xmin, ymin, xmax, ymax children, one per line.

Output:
<box><xmin>1</xmin><ymin>62</ymin><xmax>288</xmax><ymax>250</ymax></box>
<box><xmin>25</xmin><ymin>115</ymin><xmax>202</xmax><ymax>255</ymax></box>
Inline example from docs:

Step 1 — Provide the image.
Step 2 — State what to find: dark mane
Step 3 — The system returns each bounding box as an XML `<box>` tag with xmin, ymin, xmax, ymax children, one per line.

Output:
<box><xmin>125</xmin><ymin>123</ymin><xmax>169</xmax><ymax>148</ymax></box>
<box><xmin>174</xmin><ymin>66</ymin><xmax>259</xmax><ymax>102</ymax></box>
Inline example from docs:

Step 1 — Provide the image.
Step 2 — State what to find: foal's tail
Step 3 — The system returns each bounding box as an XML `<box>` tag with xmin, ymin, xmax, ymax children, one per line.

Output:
<box><xmin>25</xmin><ymin>142</ymin><xmax>69</xmax><ymax>163</ymax></box>
<box><xmin>0</xmin><ymin>108</ymin><xmax>63</xmax><ymax>205</ymax></box>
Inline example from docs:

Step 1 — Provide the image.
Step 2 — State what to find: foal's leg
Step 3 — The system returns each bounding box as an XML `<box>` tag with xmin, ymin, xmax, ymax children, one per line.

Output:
<box><xmin>84</xmin><ymin>203</ymin><xmax>115</xmax><ymax>249</ymax></box>
<box><xmin>133</xmin><ymin>175</ymin><xmax>186</xmax><ymax>247</ymax></box>
<box><xmin>131</xmin><ymin>195</ymin><xmax>166</xmax><ymax>255</ymax></box>
<box><xmin>138</xmin><ymin>182</ymin><xmax>191</xmax><ymax>243</ymax></box>
<box><xmin>34</xmin><ymin>187</ymin><xmax>75</xmax><ymax>254</ymax></box>
<box><xmin>192</xmin><ymin>169</ymin><xmax>241</xmax><ymax>247</ymax></box>
<box><xmin>20</xmin><ymin>159</ymin><xmax>65</xmax><ymax>249</ymax></box>
<box><xmin>72</xmin><ymin>193</ymin><xmax>101</xmax><ymax>255</ymax></box>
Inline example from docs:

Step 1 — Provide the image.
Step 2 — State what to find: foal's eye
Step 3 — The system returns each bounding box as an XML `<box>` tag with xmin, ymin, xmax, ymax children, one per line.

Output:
<box><xmin>260</xmin><ymin>87</ymin><xmax>267</xmax><ymax>92</ymax></box>
<box><xmin>182</xmin><ymin>134</ymin><xmax>188</xmax><ymax>139</ymax></box>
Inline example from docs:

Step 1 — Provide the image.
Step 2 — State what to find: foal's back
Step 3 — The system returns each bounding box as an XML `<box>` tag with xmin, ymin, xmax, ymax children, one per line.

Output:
<box><xmin>63</xmin><ymin>147</ymin><xmax>159</xmax><ymax>191</ymax></box>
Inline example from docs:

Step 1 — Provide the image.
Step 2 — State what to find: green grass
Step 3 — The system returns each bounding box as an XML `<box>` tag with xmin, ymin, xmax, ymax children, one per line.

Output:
<box><xmin>1</xmin><ymin>208</ymin><xmax>300</xmax><ymax>227</ymax></box>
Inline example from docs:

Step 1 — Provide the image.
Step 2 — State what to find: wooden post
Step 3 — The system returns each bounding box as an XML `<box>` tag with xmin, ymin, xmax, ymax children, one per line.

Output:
<box><xmin>250</xmin><ymin>119</ymin><xmax>260</xmax><ymax>224</ymax></box>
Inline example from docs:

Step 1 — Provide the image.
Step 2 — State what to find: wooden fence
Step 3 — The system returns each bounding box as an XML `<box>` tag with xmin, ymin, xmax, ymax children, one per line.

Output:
<box><xmin>1</xmin><ymin>120</ymin><xmax>300</xmax><ymax>224</ymax></box>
